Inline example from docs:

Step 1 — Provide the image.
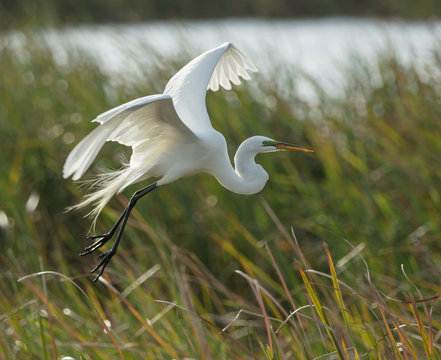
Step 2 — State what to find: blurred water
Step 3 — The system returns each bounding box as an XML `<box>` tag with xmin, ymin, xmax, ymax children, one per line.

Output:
<box><xmin>12</xmin><ymin>18</ymin><xmax>441</xmax><ymax>99</ymax></box>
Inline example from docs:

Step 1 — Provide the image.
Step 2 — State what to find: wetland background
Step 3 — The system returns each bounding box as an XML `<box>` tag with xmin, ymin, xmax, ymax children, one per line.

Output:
<box><xmin>1</xmin><ymin>1</ymin><xmax>441</xmax><ymax>358</ymax></box>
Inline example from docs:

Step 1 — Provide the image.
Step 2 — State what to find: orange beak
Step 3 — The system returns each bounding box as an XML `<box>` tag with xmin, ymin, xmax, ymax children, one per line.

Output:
<box><xmin>274</xmin><ymin>142</ymin><xmax>314</xmax><ymax>152</ymax></box>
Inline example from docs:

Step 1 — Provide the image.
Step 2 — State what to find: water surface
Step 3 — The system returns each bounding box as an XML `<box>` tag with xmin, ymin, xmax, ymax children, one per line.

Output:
<box><xmin>10</xmin><ymin>18</ymin><xmax>441</xmax><ymax>98</ymax></box>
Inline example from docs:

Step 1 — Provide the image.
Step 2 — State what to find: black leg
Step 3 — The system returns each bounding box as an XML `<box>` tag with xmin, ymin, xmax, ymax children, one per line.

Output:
<box><xmin>80</xmin><ymin>182</ymin><xmax>158</xmax><ymax>282</ymax></box>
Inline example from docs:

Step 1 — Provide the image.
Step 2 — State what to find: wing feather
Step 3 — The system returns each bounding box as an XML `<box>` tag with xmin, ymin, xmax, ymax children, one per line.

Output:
<box><xmin>93</xmin><ymin>94</ymin><xmax>165</xmax><ymax>124</ymax></box>
<box><xmin>63</xmin><ymin>94</ymin><xmax>197</xmax><ymax>181</ymax></box>
<box><xmin>164</xmin><ymin>42</ymin><xmax>257</xmax><ymax>133</ymax></box>
<box><xmin>63</xmin><ymin>118</ymin><xmax>119</xmax><ymax>180</ymax></box>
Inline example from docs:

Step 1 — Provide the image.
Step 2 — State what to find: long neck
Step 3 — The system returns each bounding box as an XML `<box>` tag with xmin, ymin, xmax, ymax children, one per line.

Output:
<box><xmin>213</xmin><ymin>139</ymin><xmax>269</xmax><ymax>195</ymax></box>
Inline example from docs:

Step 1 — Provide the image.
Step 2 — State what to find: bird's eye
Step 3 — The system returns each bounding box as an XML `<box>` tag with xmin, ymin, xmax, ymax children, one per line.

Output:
<box><xmin>262</xmin><ymin>140</ymin><xmax>277</xmax><ymax>147</ymax></box>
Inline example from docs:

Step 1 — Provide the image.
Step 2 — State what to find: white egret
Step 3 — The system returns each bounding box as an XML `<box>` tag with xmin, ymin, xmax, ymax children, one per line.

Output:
<box><xmin>63</xmin><ymin>42</ymin><xmax>312</xmax><ymax>282</ymax></box>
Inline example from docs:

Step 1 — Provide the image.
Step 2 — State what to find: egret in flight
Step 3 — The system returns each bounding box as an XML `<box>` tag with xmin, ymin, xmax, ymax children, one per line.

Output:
<box><xmin>64</xmin><ymin>42</ymin><xmax>312</xmax><ymax>282</ymax></box>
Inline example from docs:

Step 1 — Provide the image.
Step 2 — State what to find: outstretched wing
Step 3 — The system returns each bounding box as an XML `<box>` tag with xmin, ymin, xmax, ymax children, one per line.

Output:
<box><xmin>63</xmin><ymin>94</ymin><xmax>198</xmax><ymax>181</ymax></box>
<box><xmin>164</xmin><ymin>42</ymin><xmax>257</xmax><ymax>134</ymax></box>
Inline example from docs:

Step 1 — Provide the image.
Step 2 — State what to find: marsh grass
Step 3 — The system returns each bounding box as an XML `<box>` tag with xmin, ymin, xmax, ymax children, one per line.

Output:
<box><xmin>1</xmin><ymin>33</ymin><xmax>441</xmax><ymax>359</ymax></box>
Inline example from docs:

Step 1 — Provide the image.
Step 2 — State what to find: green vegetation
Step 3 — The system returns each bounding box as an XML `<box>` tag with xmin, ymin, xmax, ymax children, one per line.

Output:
<box><xmin>2</xmin><ymin>0</ymin><xmax>441</xmax><ymax>28</ymax></box>
<box><xmin>1</xmin><ymin>33</ymin><xmax>441</xmax><ymax>359</ymax></box>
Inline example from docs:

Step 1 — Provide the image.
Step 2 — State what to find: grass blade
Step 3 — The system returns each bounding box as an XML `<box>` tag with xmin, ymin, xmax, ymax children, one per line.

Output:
<box><xmin>298</xmin><ymin>264</ymin><xmax>345</xmax><ymax>360</ymax></box>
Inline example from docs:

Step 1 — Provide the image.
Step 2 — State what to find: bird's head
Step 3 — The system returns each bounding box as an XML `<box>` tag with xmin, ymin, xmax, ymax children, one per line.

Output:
<box><xmin>255</xmin><ymin>136</ymin><xmax>313</xmax><ymax>154</ymax></box>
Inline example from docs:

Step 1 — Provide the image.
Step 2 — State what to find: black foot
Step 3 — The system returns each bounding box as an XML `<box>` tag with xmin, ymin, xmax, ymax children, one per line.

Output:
<box><xmin>78</xmin><ymin>182</ymin><xmax>158</xmax><ymax>283</ymax></box>
<box><xmin>80</xmin><ymin>233</ymin><xmax>113</xmax><ymax>256</ymax></box>
<box><xmin>90</xmin><ymin>250</ymin><xmax>115</xmax><ymax>282</ymax></box>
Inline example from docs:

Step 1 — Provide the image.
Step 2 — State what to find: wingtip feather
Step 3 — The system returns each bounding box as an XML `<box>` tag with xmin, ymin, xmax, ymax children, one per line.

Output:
<box><xmin>207</xmin><ymin>42</ymin><xmax>258</xmax><ymax>92</ymax></box>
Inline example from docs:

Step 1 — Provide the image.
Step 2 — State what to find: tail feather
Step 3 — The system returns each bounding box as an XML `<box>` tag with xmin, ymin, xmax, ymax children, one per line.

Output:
<box><xmin>69</xmin><ymin>167</ymin><xmax>133</xmax><ymax>226</ymax></box>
